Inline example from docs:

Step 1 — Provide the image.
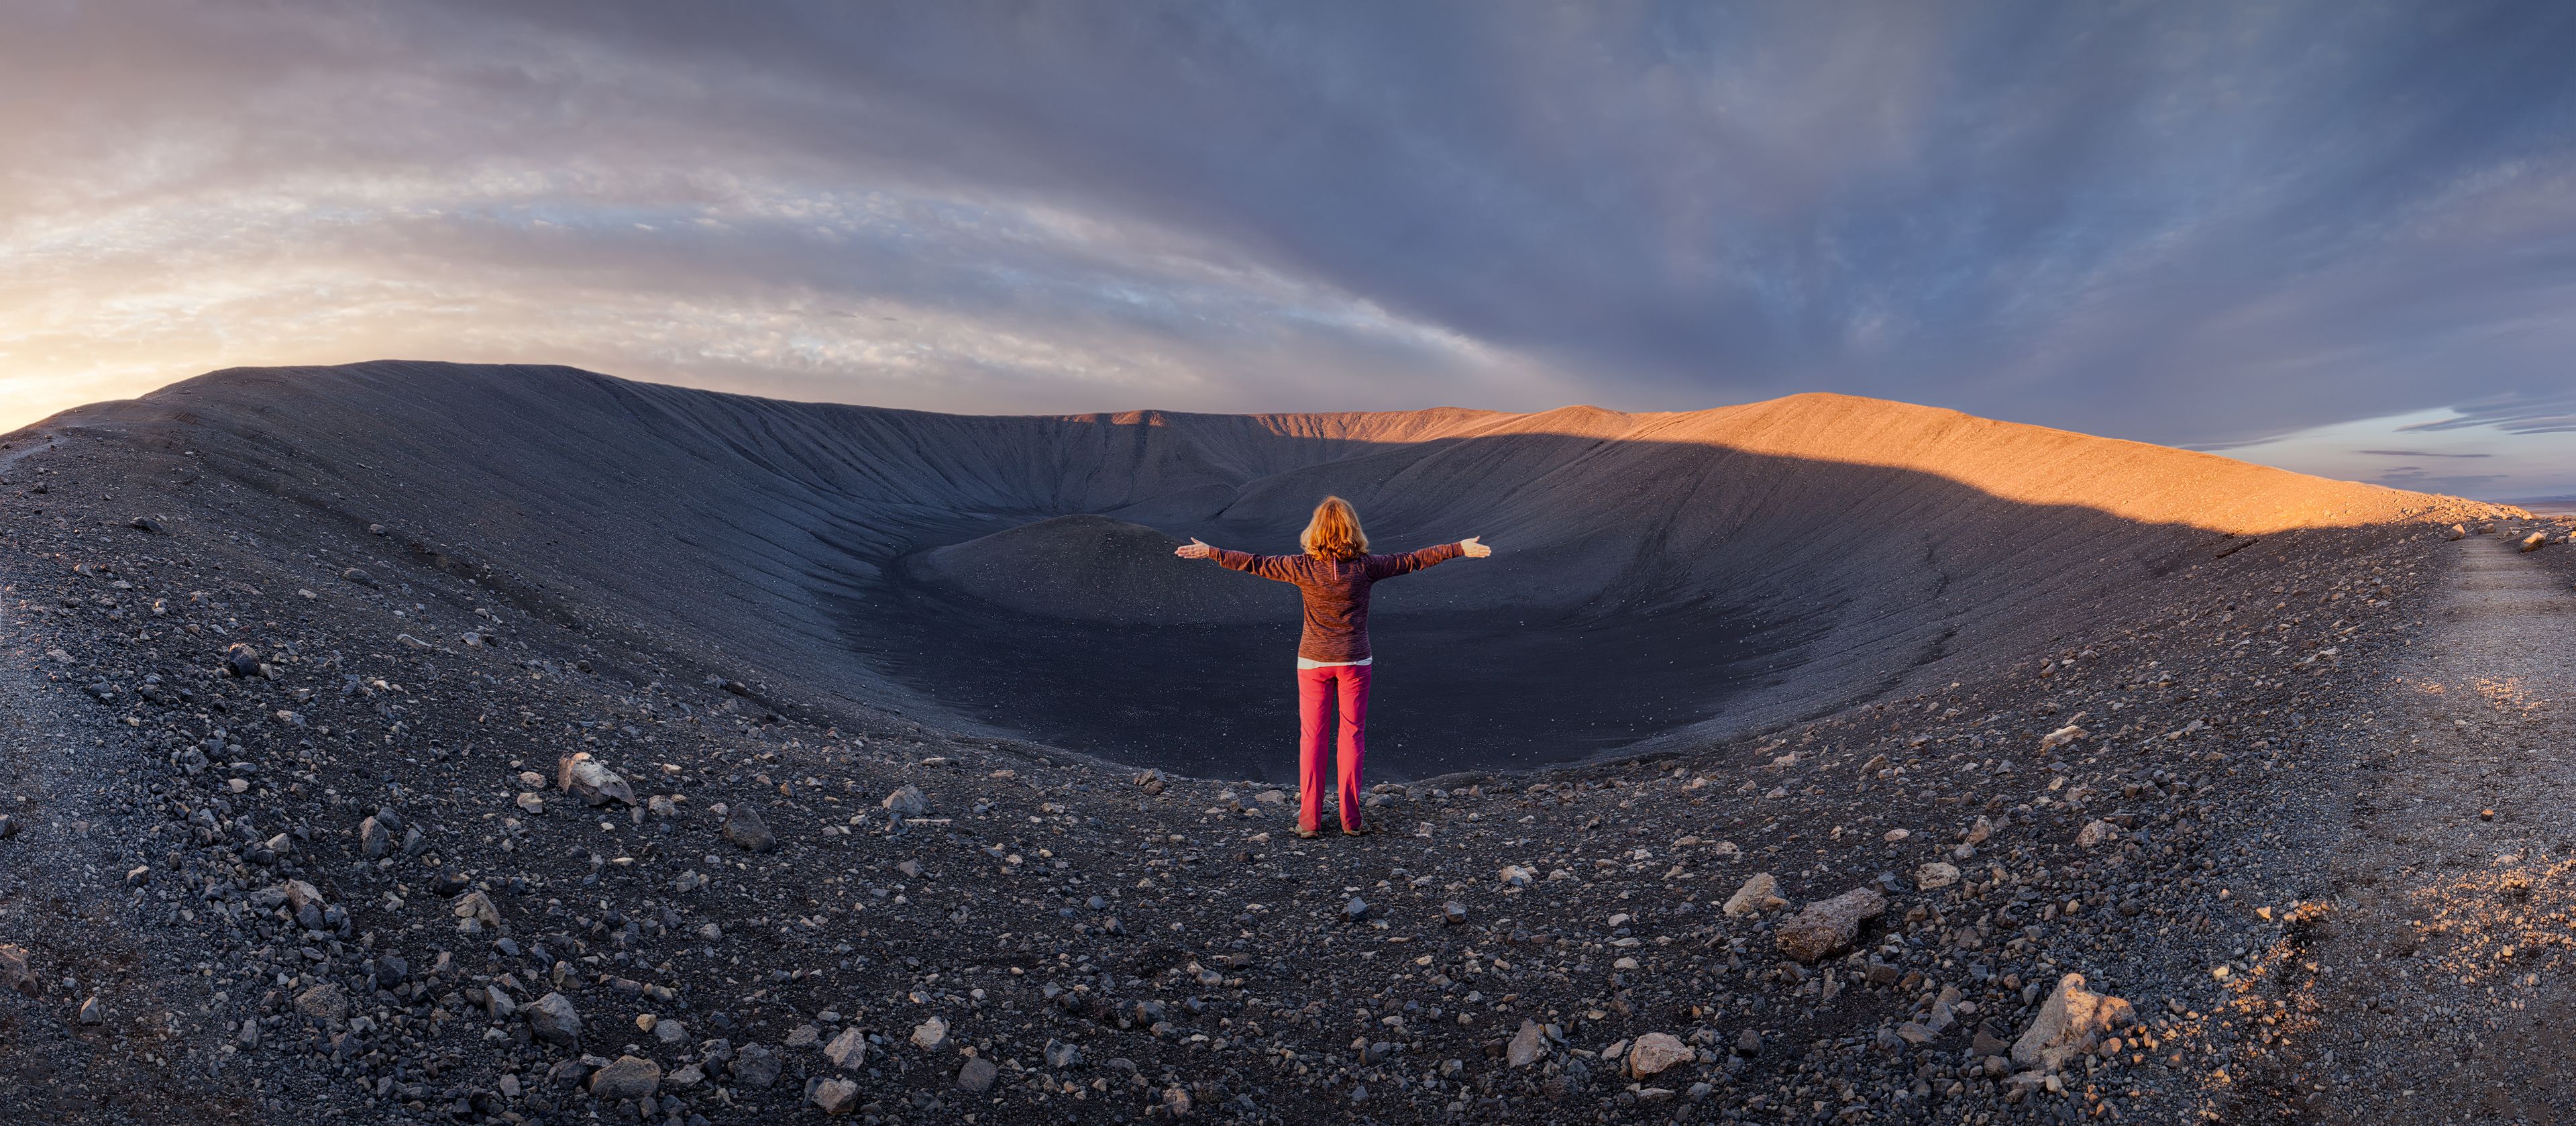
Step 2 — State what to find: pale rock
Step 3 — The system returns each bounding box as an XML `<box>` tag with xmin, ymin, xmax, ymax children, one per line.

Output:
<box><xmin>1722</xmin><ymin>872</ymin><xmax>1787</xmax><ymax>917</ymax></box>
<box><xmin>2011</xmin><ymin>973</ymin><xmax>2136</xmax><ymax>1072</ymax></box>
<box><xmin>557</xmin><ymin>752</ymin><xmax>637</xmax><ymax>806</ymax></box>
<box><xmin>810</xmin><ymin>1076</ymin><xmax>860</xmax><ymax>1115</ymax></box>
<box><xmin>1775</xmin><ymin>886</ymin><xmax>1887</xmax><ymax>962</ymax></box>
<box><xmin>1507</xmin><ymin>1019</ymin><xmax>1549</xmax><ymax>1068</ymax></box>
<box><xmin>587</xmin><ymin>1055</ymin><xmax>661</xmax><ymax>1100</ymax></box>
<box><xmin>1915</xmin><ymin>862</ymin><xmax>1961</xmax><ymax>890</ymax></box>
<box><xmin>912</xmin><ymin>1015</ymin><xmax>949</xmax><ymax>1051</ymax></box>
<box><xmin>824</xmin><ymin>1026</ymin><xmax>869</xmax><ymax>1069</ymax></box>
<box><xmin>1627</xmin><ymin>1031</ymin><xmax>1690</xmax><ymax>1078</ymax></box>
<box><xmin>883</xmin><ymin>784</ymin><xmax>931</xmax><ymax>819</ymax></box>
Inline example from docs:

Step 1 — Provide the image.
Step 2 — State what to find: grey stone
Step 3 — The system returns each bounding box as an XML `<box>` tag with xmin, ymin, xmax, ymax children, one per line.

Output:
<box><xmin>1044</xmin><ymin>1039</ymin><xmax>1082</xmax><ymax>1069</ymax></box>
<box><xmin>587</xmin><ymin>1055</ymin><xmax>661</xmax><ymax>1101</ymax></box>
<box><xmin>731</xmin><ymin>1043</ymin><xmax>781</xmax><ymax>1089</ymax></box>
<box><xmin>957</xmin><ymin>1056</ymin><xmax>998</xmax><ymax>1093</ymax></box>
<box><xmin>883</xmin><ymin>784</ymin><xmax>931</xmax><ymax>819</ymax></box>
<box><xmin>723</xmin><ymin>804</ymin><xmax>777</xmax><ymax>853</ymax></box>
<box><xmin>810</xmin><ymin>1076</ymin><xmax>860</xmax><ymax>1115</ymax></box>
<box><xmin>525</xmin><ymin>990</ymin><xmax>580</xmax><ymax>1045</ymax></box>
<box><xmin>1507</xmin><ymin>1020</ymin><xmax>1548</xmax><ymax>1068</ymax></box>
<box><xmin>1775</xmin><ymin>886</ymin><xmax>1887</xmax><ymax>962</ymax></box>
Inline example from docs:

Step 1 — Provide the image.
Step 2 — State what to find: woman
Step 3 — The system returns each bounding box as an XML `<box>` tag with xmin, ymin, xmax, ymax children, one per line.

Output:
<box><xmin>1175</xmin><ymin>497</ymin><xmax>1491</xmax><ymax>837</ymax></box>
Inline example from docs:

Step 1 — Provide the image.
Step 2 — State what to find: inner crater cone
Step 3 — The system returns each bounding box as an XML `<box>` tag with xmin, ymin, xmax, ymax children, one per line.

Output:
<box><xmin>52</xmin><ymin>360</ymin><xmax>2458</xmax><ymax>778</ymax></box>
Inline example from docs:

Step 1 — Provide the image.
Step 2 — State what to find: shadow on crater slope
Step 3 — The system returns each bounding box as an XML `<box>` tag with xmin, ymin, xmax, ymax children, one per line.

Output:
<box><xmin>42</xmin><ymin>360</ymin><xmax>2449</xmax><ymax>777</ymax></box>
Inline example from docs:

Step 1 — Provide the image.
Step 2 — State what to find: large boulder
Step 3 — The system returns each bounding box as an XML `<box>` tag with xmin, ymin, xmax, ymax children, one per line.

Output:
<box><xmin>2011</xmin><ymin>973</ymin><xmax>2136</xmax><ymax>1071</ymax></box>
<box><xmin>1774</xmin><ymin>886</ymin><xmax>1887</xmax><ymax>962</ymax></box>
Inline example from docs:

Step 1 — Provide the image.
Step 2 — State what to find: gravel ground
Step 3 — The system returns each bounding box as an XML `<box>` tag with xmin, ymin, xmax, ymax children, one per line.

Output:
<box><xmin>2230</xmin><ymin>521</ymin><xmax>2576</xmax><ymax>1125</ymax></box>
<box><xmin>0</xmin><ymin>409</ymin><xmax>2558</xmax><ymax>1126</ymax></box>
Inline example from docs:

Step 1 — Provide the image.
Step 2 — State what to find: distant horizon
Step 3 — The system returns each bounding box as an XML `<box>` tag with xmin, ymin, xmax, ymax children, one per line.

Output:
<box><xmin>11</xmin><ymin>356</ymin><xmax>2567</xmax><ymax>508</ymax></box>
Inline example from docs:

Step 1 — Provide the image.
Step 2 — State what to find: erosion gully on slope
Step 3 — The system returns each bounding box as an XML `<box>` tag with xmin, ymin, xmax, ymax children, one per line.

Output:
<box><xmin>2236</xmin><ymin>528</ymin><xmax>2576</xmax><ymax>1125</ymax></box>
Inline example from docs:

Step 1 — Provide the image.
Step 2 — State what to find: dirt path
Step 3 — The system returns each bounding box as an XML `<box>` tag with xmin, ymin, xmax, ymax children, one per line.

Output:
<box><xmin>2265</xmin><ymin>532</ymin><xmax>2576</xmax><ymax>1124</ymax></box>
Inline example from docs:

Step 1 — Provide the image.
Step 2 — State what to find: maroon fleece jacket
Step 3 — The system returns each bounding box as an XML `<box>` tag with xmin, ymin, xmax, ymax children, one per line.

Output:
<box><xmin>1209</xmin><ymin>543</ymin><xmax>1465</xmax><ymax>662</ymax></box>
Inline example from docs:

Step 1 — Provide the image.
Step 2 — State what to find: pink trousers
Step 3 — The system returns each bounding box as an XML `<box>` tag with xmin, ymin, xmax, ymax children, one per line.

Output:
<box><xmin>1296</xmin><ymin>663</ymin><xmax>1372</xmax><ymax>833</ymax></box>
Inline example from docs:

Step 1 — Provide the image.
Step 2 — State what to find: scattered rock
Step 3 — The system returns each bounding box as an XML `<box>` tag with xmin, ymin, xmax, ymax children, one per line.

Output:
<box><xmin>1775</xmin><ymin>886</ymin><xmax>1887</xmax><ymax>962</ymax></box>
<box><xmin>883</xmin><ymin>784</ymin><xmax>931</xmax><ymax>819</ymax></box>
<box><xmin>957</xmin><ymin>1056</ymin><xmax>998</xmax><ymax>1092</ymax></box>
<box><xmin>1507</xmin><ymin>1019</ymin><xmax>1550</xmax><ymax>1068</ymax></box>
<box><xmin>912</xmin><ymin>1015</ymin><xmax>949</xmax><ymax>1051</ymax></box>
<box><xmin>2076</xmin><ymin>819</ymin><xmax>2119</xmax><ymax>848</ymax></box>
<box><xmin>810</xmin><ymin>1076</ymin><xmax>859</xmax><ymax>1115</ymax></box>
<box><xmin>2521</xmin><ymin>532</ymin><xmax>2548</xmax><ymax>552</ymax></box>
<box><xmin>1915</xmin><ymin>861</ymin><xmax>1960</xmax><ymax>890</ymax></box>
<box><xmin>587</xmin><ymin>1055</ymin><xmax>661</xmax><ymax>1100</ymax></box>
<box><xmin>556</xmin><ymin>752</ymin><xmax>637</xmax><ymax>806</ymax></box>
<box><xmin>0</xmin><ymin>945</ymin><xmax>35</xmax><ymax>996</ymax></box>
<box><xmin>525</xmin><ymin>991</ymin><xmax>581</xmax><ymax>1045</ymax></box>
<box><xmin>294</xmin><ymin>982</ymin><xmax>347</xmax><ymax>1021</ymax></box>
<box><xmin>77</xmin><ymin>995</ymin><xmax>103</xmax><ymax>1024</ymax></box>
<box><xmin>1723</xmin><ymin>872</ymin><xmax>1787</xmax><ymax>917</ymax></box>
<box><xmin>1627</xmin><ymin>1031</ymin><xmax>1690</xmax><ymax>1078</ymax></box>
<box><xmin>731</xmin><ymin>1043</ymin><xmax>782</xmax><ymax>1089</ymax></box>
<box><xmin>1343</xmin><ymin>897</ymin><xmax>1369</xmax><ymax>921</ymax></box>
<box><xmin>1045</xmin><ymin>1039</ymin><xmax>1082</xmax><ymax>1068</ymax></box>
<box><xmin>1442</xmin><ymin>901</ymin><xmax>1469</xmax><ymax>925</ymax></box>
<box><xmin>823</xmin><ymin>1026</ymin><xmax>869</xmax><ymax>1069</ymax></box>
<box><xmin>723</xmin><ymin>804</ymin><xmax>777</xmax><ymax>852</ymax></box>
<box><xmin>222</xmin><ymin>644</ymin><xmax>263</xmax><ymax>678</ymax></box>
<box><xmin>2011</xmin><ymin>973</ymin><xmax>2136</xmax><ymax>1072</ymax></box>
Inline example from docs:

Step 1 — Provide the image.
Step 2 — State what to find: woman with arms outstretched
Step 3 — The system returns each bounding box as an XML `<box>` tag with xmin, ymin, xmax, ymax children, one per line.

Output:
<box><xmin>1175</xmin><ymin>496</ymin><xmax>1491</xmax><ymax>837</ymax></box>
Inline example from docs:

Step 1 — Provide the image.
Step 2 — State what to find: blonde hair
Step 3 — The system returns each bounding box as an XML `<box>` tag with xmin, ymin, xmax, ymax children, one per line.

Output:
<box><xmin>1300</xmin><ymin>496</ymin><xmax>1369</xmax><ymax>560</ymax></box>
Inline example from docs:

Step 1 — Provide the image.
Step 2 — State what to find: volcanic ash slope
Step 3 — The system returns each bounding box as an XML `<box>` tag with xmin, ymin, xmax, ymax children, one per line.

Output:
<box><xmin>0</xmin><ymin>359</ymin><xmax>2521</xmax><ymax>1125</ymax></box>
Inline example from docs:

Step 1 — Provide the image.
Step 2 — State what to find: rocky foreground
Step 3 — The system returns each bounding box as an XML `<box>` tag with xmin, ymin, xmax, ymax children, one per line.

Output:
<box><xmin>2</xmin><ymin>423</ymin><xmax>2569</xmax><ymax>1125</ymax></box>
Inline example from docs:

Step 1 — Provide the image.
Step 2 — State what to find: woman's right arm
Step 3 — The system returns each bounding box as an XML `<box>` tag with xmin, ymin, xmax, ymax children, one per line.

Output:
<box><xmin>1179</xmin><ymin>539</ymin><xmax>1297</xmax><ymax>581</ymax></box>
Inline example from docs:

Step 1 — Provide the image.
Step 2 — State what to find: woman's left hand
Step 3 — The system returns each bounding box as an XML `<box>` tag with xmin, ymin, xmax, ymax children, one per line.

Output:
<box><xmin>1175</xmin><ymin>538</ymin><xmax>1214</xmax><ymax>560</ymax></box>
<box><xmin>1460</xmin><ymin>536</ymin><xmax>1492</xmax><ymax>558</ymax></box>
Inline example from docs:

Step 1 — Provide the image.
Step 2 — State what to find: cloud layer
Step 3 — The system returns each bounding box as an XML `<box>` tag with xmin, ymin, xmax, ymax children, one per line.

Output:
<box><xmin>5</xmin><ymin>1</ymin><xmax>2573</xmax><ymax>492</ymax></box>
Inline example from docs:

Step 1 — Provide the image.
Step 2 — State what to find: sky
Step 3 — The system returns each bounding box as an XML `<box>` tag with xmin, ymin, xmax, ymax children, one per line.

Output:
<box><xmin>4</xmin><ymin>1</ymin><xmax>2573</xmax><ymax>501</ymax></box>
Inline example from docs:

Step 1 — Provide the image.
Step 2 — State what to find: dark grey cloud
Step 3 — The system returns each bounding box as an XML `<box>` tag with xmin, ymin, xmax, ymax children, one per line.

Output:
<box><xmin>6</xmin><ymin>0</ymin><xmax>2576</xmax><ymax>481</ymax></box>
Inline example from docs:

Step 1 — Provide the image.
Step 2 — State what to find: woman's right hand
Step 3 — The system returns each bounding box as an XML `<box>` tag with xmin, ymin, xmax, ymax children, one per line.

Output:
<box><xmin>1460</xmin><ymin>536</ymin><xmax>1492</xmax><ymax>558</ymax></box>
<box><xmin>1175</xmin><ymin>538</ymin><xmax>1213</xmax><ymax>560</ymax></box>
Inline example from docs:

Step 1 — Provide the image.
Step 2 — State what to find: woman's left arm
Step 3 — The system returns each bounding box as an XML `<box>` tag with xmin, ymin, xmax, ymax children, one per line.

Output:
<box><xmin>1369</xmin><ymin>537</ymin><xmax>1489</xmax><ymax>578</ymax></box>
